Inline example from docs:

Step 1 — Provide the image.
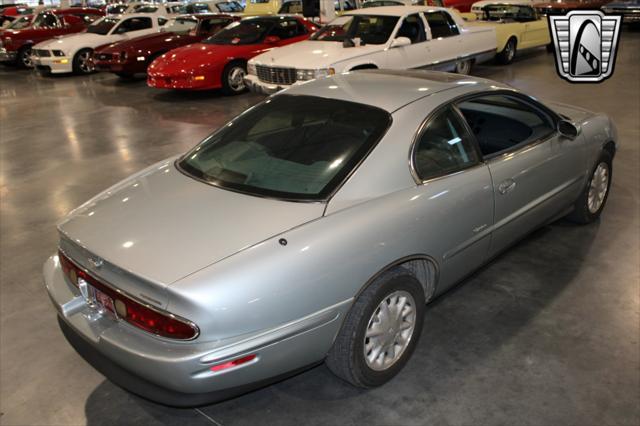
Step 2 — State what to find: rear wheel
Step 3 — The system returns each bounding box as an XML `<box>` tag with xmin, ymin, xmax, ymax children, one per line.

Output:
<box><xmin>221</xmin><ymin>61</ymin><xmax>247</xmax><ymax>95</ymax></box>
<box><xmin>454</xmin><ymin>58</ymin><xmax>472</xmax><ymax>75</ymax></box>
<box><xmin>17</xmin><ymin>45</ymin><xmax>33</xmax><ymax>68</ymax></box>
<box><xmin>325</xmin><ymin>268</ymin><xmax>425</xmax><ymax>388</ymax></box>
<box><xmin>567</xmin><ymin>150</ymin><xmax>613</xmax><ymax>224</ymax></box>
<box><xmin>73</xmin><ymin>49</ymin><xmax>94</xmax><ymax>75</ymax></box>
<box><xmin>497</xmin><ymin>37</ymin><xmax>517</xmax><ymax>65</ymax></box>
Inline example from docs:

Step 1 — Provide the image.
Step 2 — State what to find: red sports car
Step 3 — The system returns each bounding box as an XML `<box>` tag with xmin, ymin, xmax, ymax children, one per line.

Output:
<box><xmin>147</xmin><ymin>16</ymin><xmax>318</xmax><ymax>95</ymax></box>
<box><xmin>94</xmin><ymin>14</ymin><xmax>239</xmax><ymax>78</ymax></box>
<box><xmin>0</xmin><ymin>7</ymin><xmax>103</xmax><ymax>67</ymax></box>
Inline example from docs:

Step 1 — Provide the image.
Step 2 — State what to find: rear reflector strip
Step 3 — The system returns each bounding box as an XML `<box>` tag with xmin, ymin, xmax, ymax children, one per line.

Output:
<box><xmin>210</xmin><ymin>354</ymin><xmax>257</xmax><ymax>372</ymax></box>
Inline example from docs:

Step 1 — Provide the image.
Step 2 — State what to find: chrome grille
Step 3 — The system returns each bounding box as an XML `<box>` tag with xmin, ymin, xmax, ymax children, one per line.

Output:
<box><xmin>256</xmin><ymin>65</ymin><xmax>297</xmax><ymax>85</ymax></box>
<box><xmin>34</xmin><ymin>49</ymin><xmax>51</xmax><ymax>57</ymax></box>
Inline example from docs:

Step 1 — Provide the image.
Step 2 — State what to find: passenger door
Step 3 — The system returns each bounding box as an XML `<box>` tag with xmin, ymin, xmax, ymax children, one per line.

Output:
<box><xmin>422</xmin><ymin>11</ymin><xmax>462</xmax><ymax>70</ymax></box>
<box><xmin>519</xmin><ymin>7</ymin><xmax>550</xmax><ymax>48</ymax></box>
<box><xmin>384</xmin><ymin>14</ymin><xmax>429</xmax><ymax>69</ymax></box>
<box><xmin>411</xmin><ymin>106</ymin><xmax>494</xmax><ymax>290</ymax></box>
<box><xmin>455</xmin><ymin>93</ymin><xmax>581</xmax><ymax>256</ymax></box>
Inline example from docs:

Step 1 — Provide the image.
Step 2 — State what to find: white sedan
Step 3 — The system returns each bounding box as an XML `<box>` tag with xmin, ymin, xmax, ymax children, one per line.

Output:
<box><xmin>31</xmin><ymin>13</ymin><xmax>167</xmax><ymax>75</ymax></box>
<box><xmin>244</xmin><ymin>6</ymin><xmax>496</xmax><ymax>94</ymax></box>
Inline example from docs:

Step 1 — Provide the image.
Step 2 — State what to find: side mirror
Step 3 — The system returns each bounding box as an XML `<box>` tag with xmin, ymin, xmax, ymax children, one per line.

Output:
<box><xmin>264</xmin><ymin>35</ymin><xmax>280</xmax><ymax>44</ymax></box>
<box><xmin>558</xmin><ymin>119</ymin><xmax>579</xmax><ymax>139</ymax></box>
<box><xmin>390</xmin><ymin>36</ymin><xmax>411</xmax><ymax>48</ymax></box>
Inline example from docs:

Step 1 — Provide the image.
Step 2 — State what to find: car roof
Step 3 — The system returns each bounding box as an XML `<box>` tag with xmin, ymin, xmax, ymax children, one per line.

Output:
<box><xmin>282</xmin><ymin>70</ymin><xmax>512</xmax><ymax>113</ymax></box>
<box><xmin>346</xmin><ymin>5</ymin><xmax>450</xmax><ymax>16</ymax></box>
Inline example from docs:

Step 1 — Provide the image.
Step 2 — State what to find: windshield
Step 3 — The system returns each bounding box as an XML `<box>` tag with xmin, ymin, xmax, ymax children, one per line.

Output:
<box><xmin>133</xmin><ymin>5</ymin><xmax>159</xmax><ymax>13</ymax></box>
<box><xmin>87</xmin><ymin>17</ymin><xmax>119</xmax><ymax>35</ymax></box>
<box><xmin>161</xmin><ymin>16</ymin><xmax>197</xmax><ymax>33</ymax></box>
<box><xmin>480</xmin><ymin>4</ymin><xmax>536</xmax><ymax>21</ymax></box>
<box><xmin>7</xmin><ymin>15</ymin><xmax>33</xmax><ymax>29</ymax></box>
<box><xmin>178</xmin><ymin>95</ymin><xmax>391</xmax><ymax>200</ymax></box>
<box><xmin>311</xmin><ymin>15</ymin><xmax>399</xmax><ymax>45</ymax></box>
<box><xmin>217</xmin><ymin>1</ymin><xmax>244</xmax><ymax>12</ymax></box>
<box><xmin>204</xmin><ymin>19</ymin><xmax>273</xmax><ymax>45</ymax></box>
<box><xmin>32</xmin><ymin>12</ymin><xmax>59</xmax><ymax>28</ymax></box>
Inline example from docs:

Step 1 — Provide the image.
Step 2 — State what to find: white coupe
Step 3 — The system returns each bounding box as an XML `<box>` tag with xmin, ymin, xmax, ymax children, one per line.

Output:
<box><xmin>244</xmin><ymin>6</ymin><xmax>496</xmax><ymax>94</ymax></box>
<box><xmin>32</xmin><ymin>13</ymin><xmax>167</xmax><ymax>75</ymax></box>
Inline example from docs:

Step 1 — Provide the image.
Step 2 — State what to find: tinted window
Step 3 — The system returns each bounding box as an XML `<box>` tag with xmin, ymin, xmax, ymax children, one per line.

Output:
<box><xmin>396</xmin><ymin>14</ymin><xmax>425</xmax><ymax>43</ymax></box>
<box><xmin>414</xmin><ymin>107</ymin><xmax>479</xmax><ymax>180</ymax></box>
<box><xmin>179</xmin><ymin>95</ymin><xmax>391</xmax><ymax>200</ymax></box>
<box><xmin>269</xmin><ymin>18</ymin><xmax>305</xmax><ymax>39</ymax></box>
<box><xmin>199</xmin><ymin>17</ymin><xmax>233</xmax><ymax>35</ymax></box>
<box><xmin>204</xmin><ymin>19</ymin><xmax>274</xmax><ymax>44</ymax></box>
<box><xmin>312</xmin><ymin>15</ymin><xmax>399</xmax><ymax>45</ymax></box>
<box><xmin>33</xmin><ymin>12</ymin><xmax>59</xmax><ymax>28</ymax></box>
<box><xmin>480</xmin><ymin>4</ymin><xmax>537</xmax><ymax>22</ymax></box>
<box><xmin>182</xmin><ymin>3</ymin><xmax>212</xmax><ymax>13</ymax></box>
<box><xmin>425</xmin><ymin>11</ymin><xmax>459</xmax><ymax>38</ymax></box>
<box><xmin>217</xmin><ymin>1</ymin><xmax>244</xmax><ymax>12</ymax></box>
<box><xmin>115</xmin><ymin>17</ymin><xmax>152</xmax><ymax>33</ymax></box>
<box><xmin>87</xmin><ymin>17</ymin><xmax>119</xmax><ymax>35</ymax></box>
<box><xmin>457</xmin><ymin>95</ymin><xmax>555</xmax><ymax>157</ymax></box>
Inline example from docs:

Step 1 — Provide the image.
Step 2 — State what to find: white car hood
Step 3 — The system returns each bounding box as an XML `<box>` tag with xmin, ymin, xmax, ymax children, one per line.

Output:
<box><xmin>35</xmin><ymin>32</ymin><xmax>115</xmax><ymax>51</ymax></box>
<box><xmin>251</xmin><ymin>40</ymin><xmax>384</xmax><ymax>69</ymax></box>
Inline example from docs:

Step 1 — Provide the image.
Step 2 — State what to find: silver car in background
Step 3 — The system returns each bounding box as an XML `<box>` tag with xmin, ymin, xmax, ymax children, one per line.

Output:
<box><xmin>44</xmin><ymin>70</ymin><xmax>616</xmax><ymax>406</ymax></box>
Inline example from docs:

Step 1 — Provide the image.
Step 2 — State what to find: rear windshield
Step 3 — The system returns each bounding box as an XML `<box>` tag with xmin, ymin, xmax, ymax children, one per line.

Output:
<box><xmin>203</xmin><ymin>19</ymin><xmax>273</xmax><ymax>44</ymax></box>
<box><xmin>87</xmin><ymin>17</ymin><xmax>119</xmax><ymax>35</ymax></box>
<box><xmin>217</xmin><ymin>1</ymin><xmax>244</xmax><ymax>12</ymax></box>
<box><xmin>178</xmin><ymin>95</ymin><xmax>391</xmax><ymax>201</ymax></box>
<box><xmin>311</xmin><ymin>15</ymin><xmax>399</xmax><ymax>45</ymax></box>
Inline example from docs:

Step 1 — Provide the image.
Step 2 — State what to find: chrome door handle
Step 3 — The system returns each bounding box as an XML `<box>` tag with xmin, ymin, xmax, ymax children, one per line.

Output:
<box><xmin>498</xmin><ymin>179</ymin><xmax>516</xmax><ymax>195</ymax></box>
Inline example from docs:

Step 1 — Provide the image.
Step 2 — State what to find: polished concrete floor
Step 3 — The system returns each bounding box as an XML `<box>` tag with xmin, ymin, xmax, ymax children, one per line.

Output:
<box><xmin>1</xmin><ymin>31</ymin><xmax>639</xmax><ymax>426</ymax></box>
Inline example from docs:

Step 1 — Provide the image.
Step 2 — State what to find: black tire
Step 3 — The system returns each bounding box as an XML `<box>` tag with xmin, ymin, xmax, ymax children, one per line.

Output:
<box><xmin>220</xmin><ymin>61</ymin><xmax>247</xmax><ymax>96</ymax></box>
<box><xmin>454</xmin><ymin>58</ymin><xmax>472</xmax><ymax>75</ymax></box>
<box><xmin>567</xmin><ymin>150</ymin><xmax>613</xmax><ymax>224</ymax></box>
<box><xmin>115</xmin><ymin>72</ymin><xmax>134</xmax><ymax>79</ymax></box>
<box><xmin>325</xmin><ymin>268</ymin><xmax>425</xmax><ymax>388</ymax></box>
<box><xmin>72</xmin><ymin>48</ymin><xmax>94</xmax><ymax>75</ymax></box>
<box><xmin>17</xmin><ymin>45</ymin><xmax>33</xmax><ymax>68</ymax></box>
<box><xmin>497</xmin><ymin>37</ymin><xmax>517</xmax><ymax>65</ymax></box>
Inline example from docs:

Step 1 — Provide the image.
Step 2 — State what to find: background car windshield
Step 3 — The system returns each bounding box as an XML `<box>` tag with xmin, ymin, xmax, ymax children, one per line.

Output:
<box><xmin>481</xmin><ymin>5</ymin><xmax>536</xmax><ymax>21</ymax></box>
<box><xmin>311</xmin><ymin>15</ymin><xmax>399</xmax><ymax>45</ymax></box>
<box><xmin>87</xmin><ymin>17</ymin><xmax>119</xmax><ymax>35</ymax></box>
<box><xmin>161</xmin><ymin>17</ymin><xmax>197</xmax><ymax>33</ymax></box>
<box><xmin>217</xmin><ymin>1</ymin><xmax>244</xmax><ymax>12</ymax></box>
<box><xmin>203</xmin><ymin>19</ymin><xmax>273</xmax><ymax>45</ymax></box>
<box><xmin>178</xmin><ymin>95</ymin><xmax>391</xmax><ymax>200</ymax></box>
<box><xmin>7</xmin><ymin>15</ymin><xmax>32</xmax><ymax>29</ymax></box>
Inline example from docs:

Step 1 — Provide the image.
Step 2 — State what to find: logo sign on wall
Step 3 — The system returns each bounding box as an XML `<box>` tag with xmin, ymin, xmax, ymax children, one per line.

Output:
<box><xmin>548</xmin><ymin>11</ymin><xmax>622</xmax><ymax>83</ymax></box>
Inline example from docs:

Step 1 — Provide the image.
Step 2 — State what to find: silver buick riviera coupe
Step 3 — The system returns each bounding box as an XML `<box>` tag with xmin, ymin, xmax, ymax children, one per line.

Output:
<box><xmin>44</xmin><ymin>70</ymin><xmax>616</xmax><ymax>406</ymax></box>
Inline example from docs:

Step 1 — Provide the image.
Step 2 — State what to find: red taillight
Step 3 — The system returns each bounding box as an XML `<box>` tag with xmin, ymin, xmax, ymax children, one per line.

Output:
<box><xmin>210</xmin><ymin>354</ymin><xmax>257</xmax><ymax>372</ymax></box>
<box><xmin>58</xmin><ymin>250</ymin><xmax>198</xmax><ymax>340</ymax></box>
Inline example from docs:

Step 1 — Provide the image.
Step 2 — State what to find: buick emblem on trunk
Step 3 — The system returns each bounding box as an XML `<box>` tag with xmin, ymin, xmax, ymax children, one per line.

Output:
<box><xmin>88</xmin><ymin>256</ymin><xmax>103</xmax><ymax>269</ymax></box>
<box><xmin>549</xmin><ymin>10</ymin><xmax>622</xmax><ymax>83</ymax></box>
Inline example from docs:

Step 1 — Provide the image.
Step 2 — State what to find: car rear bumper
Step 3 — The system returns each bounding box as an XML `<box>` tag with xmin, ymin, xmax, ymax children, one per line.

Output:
<box><xmin>0</xmin><ymin>48</ymin><xmax>16</xmax><ymax>62</ymax></box>
<box><xmin>32</xmin><ymin>55</ymin><xmax>72</xmax><ymax>74</ymax></box>
<box><xmin>244</xmin><ymin>74</ymin><xmax>292</xmax><ymax>95</ymax></box>
<box><xmin>43</xmin><ymin>254</ymin><xmax>348</xmax><ymax>406</ymax></box>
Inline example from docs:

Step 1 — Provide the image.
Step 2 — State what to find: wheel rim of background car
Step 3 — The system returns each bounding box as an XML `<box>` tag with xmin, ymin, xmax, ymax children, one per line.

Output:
<box><xmin>78</xmin><ymin>51</ymin><xmax>94</xmax><ymax>74</ymax></box>
<box><xmin>228</xmin><ymin>66</ymin><xmax>246</xmax><ymax>92</ymax></box>
<box><xmin>20</xmin><ymin>48</ymin><xmax>32</xmax><ymax>67</ymax></box>
<box><xmin>456</xmin><ymin>60</ymin><xmax>471</xmax><ymax>75</ymax></box>
<box><xmin>506</xmin><ymin>40</ymin><xmax>516</xmax><ymax>62</ymax></box>
<box><xmin>364</xmin><ymin>290</ymin><xmax>416</xmax><ymax>371</ymax></box>
<box><xmin>588</xmin><ymin>162</ymin><xmax>609</xmax><ymax>214</ymax></box>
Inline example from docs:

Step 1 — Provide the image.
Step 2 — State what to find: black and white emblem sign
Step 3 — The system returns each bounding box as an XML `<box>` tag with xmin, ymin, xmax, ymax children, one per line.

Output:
<box><xmin>549</xmin><ymin>11</ymin><xmax>622</xmax><ymax>83</ymax></box>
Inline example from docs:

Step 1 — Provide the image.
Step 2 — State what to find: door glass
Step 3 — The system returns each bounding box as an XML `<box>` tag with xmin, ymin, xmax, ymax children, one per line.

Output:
<box><xmin>396</xmin><ymin>14</ymin><xmax>426</xmax><ymax>43</ymax></box>
<box><xmin>413</xmin><ymin>107</ymin><xmax>480</xmax><ymax>181</ymax></box>
<box><xmin>457</xmin><ymin>95</ymin><xmax>555</xmax><ymax>157</ymax></box>
<box><xmin>425</xmin><ymin>12</ymin><xmax>459</xmax><ymax>38</ymax></box>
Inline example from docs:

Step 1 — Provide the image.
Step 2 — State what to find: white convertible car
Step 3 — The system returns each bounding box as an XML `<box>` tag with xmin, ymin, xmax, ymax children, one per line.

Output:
<box><xmin>32</xmin><ymin>13</ymin><xmax>167</xmax><ymax>75</ymax></box>
<box><xmin>244</xmin><ymin>6</ymin><xmax>496</xmax><ymax>94</ymax></box>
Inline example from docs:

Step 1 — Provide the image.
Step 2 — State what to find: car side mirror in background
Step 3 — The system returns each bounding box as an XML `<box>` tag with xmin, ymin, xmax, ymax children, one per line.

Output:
<box><xmin>390</xmin><ymin>37</ymin><xmax>411</xmax><ymax>48</ymax></box>
<box><xmin>558</xmin><ymin>119</ymin><xmax>579</xmax><ymax>139</ymax></box>
<box><xmin>264</xmin><ymin>35</ymin><xmax>280</xmax><ymax>44</ymax></box>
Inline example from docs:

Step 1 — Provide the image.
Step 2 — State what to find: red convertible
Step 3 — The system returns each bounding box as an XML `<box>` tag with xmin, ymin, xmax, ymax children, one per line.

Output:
<box><xmin>94</xmin><ymin>14</ymin><xmax>239</xmax><ymax>78</ymax></box>
<box><xmin>0</xmin><ymin>7</ymin><xmax>103</xmax><ymax>67</ymax></box>
<box><xmin>147</xmin><ymin>16</ymin><xmax>318</xmax><ymax>95</ymax></box>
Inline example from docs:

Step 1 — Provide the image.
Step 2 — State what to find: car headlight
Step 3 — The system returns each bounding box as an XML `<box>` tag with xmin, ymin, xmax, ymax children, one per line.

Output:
<box><xmin>247</xmin><ymin>62</ymin><xmax>256</xmax><ymax>75</ymax></box>
<box><xmin>296</xmin><ymin>68</ymin><xmax>335</xmax><ymax>81</ymax></box>
<box><xmin>52</xmin><ymin>50</ymin><xmax>65</xmax><ymax>57</ymax></box>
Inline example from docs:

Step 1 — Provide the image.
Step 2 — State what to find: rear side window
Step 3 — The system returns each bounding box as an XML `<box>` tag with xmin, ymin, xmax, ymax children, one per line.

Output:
<box><xmin>178</xmin><ymin>95</ymin><xmax>391</xmax><ymax>200</ymax></box>
<box><xmin>116</xmin><ymin>17</ymin><xmax>153</xmax><ymax>33</ymax></box>
<box><xmin>396</xmin><ymin>14</ymin><xmax>426</xmax><ymax>44</ymax></box>
<box><xmin>457</xmin><ymin>94</ymin><xmax>555</xmax><ymax>157</ymax></box>
<box><xmin>413</xmin><ymin>107</ymin><xmax>480</xmax><ymax>180</ymax></box>
<box><xmin>425</xmin><ymin>11</ymin><xmax>459</xmax><ymax>38</ymax></box>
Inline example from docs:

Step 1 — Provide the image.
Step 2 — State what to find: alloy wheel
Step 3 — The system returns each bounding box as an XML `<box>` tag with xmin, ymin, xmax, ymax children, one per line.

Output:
<box><xmin>78</xmin><ymin>51</ymin><xmax>94</xmax><ymax>74</ymax></box>
<box><xmin>20</xmin><ymin>47</ymin><xmax>32</xmax><ymax>67</ymax></box>
<box><xmin>456</xmin><ymin>59</ymin><xmax>471</xmax><ymax>75</ymax></box>
<box><xmin>363</xmin><ymin>290</ymin><xmax>416</xmax><ymax>371</ymax></box>
<box><xmin>587</xmin><ymin>162</ymin><xmax>609</xmax><ymax>213</ymax></box>
<box><xmin>228</xmin><ymin>66</ymin><xmax>246</xmax><ymax>92</ymax></box>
